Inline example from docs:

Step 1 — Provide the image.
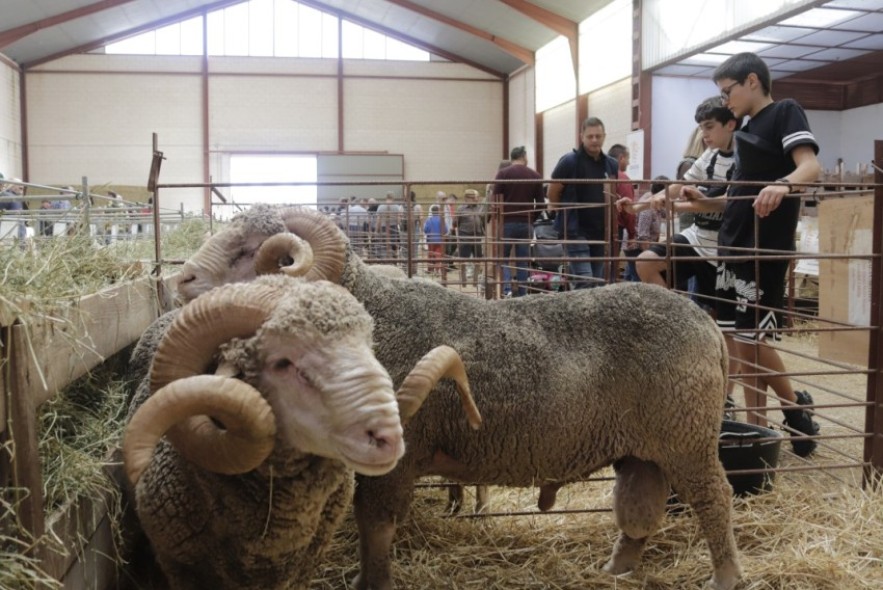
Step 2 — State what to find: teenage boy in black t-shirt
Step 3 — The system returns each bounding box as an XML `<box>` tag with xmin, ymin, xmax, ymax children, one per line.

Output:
<box><xmin>711</xmin><ymin>52</ymin><xmax>822</xmax><ymax>457</ymax></box>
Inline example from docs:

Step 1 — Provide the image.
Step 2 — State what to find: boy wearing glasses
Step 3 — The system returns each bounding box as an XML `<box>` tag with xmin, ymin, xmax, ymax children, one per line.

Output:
<box><xmin>710</xmin><ymin>52</ymin><xmax>822</xmax><ymax>456</ymax></box>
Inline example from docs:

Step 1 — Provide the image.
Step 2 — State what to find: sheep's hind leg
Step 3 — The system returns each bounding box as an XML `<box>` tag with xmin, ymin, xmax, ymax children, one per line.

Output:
<box><xmin>474</xmin><ymin>485</ymin><xmax>490</xmax><ymax>513</ymax></box>
<box><xmin>446</xmin><ymin>483</ymin><xmax>465</xmax><ymax>514</ymax></box>
<box><xmin>667</xmin><ymin>458</ymin><xmax>742</xmax><ymax>590</ymax></box>
<box><xmin>602</xmin><ymin>457</ymin><xmax>668</xmax><ymax>575</ymax></box>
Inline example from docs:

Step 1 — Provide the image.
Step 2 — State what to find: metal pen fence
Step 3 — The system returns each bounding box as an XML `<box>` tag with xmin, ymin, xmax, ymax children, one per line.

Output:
<box><xmin>152</xmin><ymin>145</ymin><xmax>882</xmax><ymax>494</ymax></box>
<box><xmin>0</xmin><ymin>177</ymin><xmax>188</xmax><ymax>245</ymax></box>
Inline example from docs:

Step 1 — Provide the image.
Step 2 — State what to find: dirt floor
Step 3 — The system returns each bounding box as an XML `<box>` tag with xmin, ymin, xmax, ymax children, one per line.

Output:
<box><xmin>761</xmin><ymin>330</ymin><xmax>869</xmax><ymax>469</ymax></box>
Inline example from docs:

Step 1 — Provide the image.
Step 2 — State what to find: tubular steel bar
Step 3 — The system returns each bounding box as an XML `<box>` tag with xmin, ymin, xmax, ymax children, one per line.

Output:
<box><xmin>865</xmin><ymin>139</ymin><xmax>883</xmax><ymax>486</ymax></box>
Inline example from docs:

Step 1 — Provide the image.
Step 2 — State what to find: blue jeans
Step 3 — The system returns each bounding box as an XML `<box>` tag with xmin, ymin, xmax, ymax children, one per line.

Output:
<box><xmin>565</xmin><ymin>238</ymin><xmax>606</xmax><ymax>289</ymax></box>
<box><xmin>501</xmin><ymin>221</ymin><xmax>531</xmax><ymax>296</ymax></box>
<box><xmin>623</xmin><ymin>248</ymin><xmax>642</xmax><ymax>282</ymax></box>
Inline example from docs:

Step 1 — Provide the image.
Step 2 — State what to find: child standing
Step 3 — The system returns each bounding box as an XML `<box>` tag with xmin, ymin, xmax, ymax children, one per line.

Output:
<box><xmin>712</xmin><ymin>52</ymin><xmax>822</xmax><ymax>456</ymax></box>
<box><xmin>423</xmin><ymin>204</ymin><xmax>444</xmax><ymax>275</ymax></box>
<box><xmin>631</xmin><ymin>95</ymin><xmax>740</xmax><ymax>303</ymax></box>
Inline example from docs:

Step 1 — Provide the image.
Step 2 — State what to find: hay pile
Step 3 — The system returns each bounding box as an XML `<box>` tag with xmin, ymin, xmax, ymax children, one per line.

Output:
<box><xmin>0</xmin><ymin>216</ymin><xmax>209</xmax><ymax>322</ymax></box>
<box><xmin>38</xmin><ymin>360</ymin><xmax>130</xmax><ymax>513</ymax></box>
<box><xmin>0</xmin><ymin>496</ymin><xmax>61</xmax><ymax>590</ymax></box>
<box><xmin>0</xmin><ymin>357</ymin><xmax>132</xmax><ymax>590</ymax></box>
<box><xmin>1</xmin><ymin>218</ymin><xmax>209</xmax><ymax>588</ymax></box>
<box><xmin>315</xmin><ymin>474</ymin><xmax>883</xmax><ymax>589</ymax></box>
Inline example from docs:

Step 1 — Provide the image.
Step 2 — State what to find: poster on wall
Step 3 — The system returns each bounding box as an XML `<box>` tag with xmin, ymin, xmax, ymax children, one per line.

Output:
<box><xmin>848</xmin><ymin>228</ymin><xmax>871</xmax><ymax>327</ymax></box>
<box><xmin>626</xmin><ymin>129</ymin><xmax>644</xmax><ymax>182</ymax></box>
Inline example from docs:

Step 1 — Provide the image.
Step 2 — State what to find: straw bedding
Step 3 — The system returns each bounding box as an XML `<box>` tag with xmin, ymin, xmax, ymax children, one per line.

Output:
<box><xmin>2</xmin><ymin>224</ymin><xmax>881</xmax><ymax>589</ymax></box>
<box><xmin>312</xmin><ymin>473</ymin><xmax>883</xmax><ymax>590</ymax></box>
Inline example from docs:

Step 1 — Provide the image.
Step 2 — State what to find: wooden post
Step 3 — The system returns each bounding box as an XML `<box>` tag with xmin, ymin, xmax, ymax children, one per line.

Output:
<box><xmin>7</xmin><ymin>329</ymin><xmax>46</xmax><ymax>542</ymax></box>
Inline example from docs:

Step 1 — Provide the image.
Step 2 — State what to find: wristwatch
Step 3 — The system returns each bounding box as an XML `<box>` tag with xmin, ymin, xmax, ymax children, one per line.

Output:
<box><xmin>775</xmin><ymin>178</ymin><xmax>793</xmax><ymax>192</ymax></box>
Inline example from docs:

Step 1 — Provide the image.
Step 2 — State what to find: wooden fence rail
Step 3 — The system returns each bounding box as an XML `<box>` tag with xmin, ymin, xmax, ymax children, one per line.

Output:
<box><xmin>1</xmin><ymin>276</ymin><xmax>172</xmax><ymax>588</ymax></box>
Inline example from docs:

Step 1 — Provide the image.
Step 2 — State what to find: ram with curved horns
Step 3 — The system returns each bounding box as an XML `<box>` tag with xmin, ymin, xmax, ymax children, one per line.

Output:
<box><xmin>247</xmin><ymin>208</ymin><xmax>743</xmax><ymax>590</ymax></box>
<box><xmin>123</xmin><ymin>274</ymin><xmax>480</xmax><ymax>590</ymax></box>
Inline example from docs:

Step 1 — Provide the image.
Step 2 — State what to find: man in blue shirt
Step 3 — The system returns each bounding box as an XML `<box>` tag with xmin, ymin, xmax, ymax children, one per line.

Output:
<box><xmin>547</xmin><ymin>117</ymin><xmax>618</xmax><ymax>288</ymax></box>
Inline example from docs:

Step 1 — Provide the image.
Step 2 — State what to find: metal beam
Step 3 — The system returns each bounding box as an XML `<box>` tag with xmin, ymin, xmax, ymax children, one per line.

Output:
<box><xmin>384</xmin><ymin>0</ymin><xmax>534</xmax><ymax>66</ymax></box>
<box><xmin>0</xmin><ymin>0</ymin><xmax>136</xmax><ymax>49</ymax></box>
<box><xmin>496</xmin><ymin>0</ymin><xmax>577</xmax><ymax>73</ymax></box>
<box><xmin>865</xmin><ymin>139</ymin><xmax>883</xmax><ymax>486</ymax></box>
<box><xmin>21</xmin><ymin>0</ymin><xmax>245</xmax><ymax>69</ymax></box>
<box><xmin>298</xmin><ymin>0</ymin><xmax>506</xmax><ymax>79</ymax></box>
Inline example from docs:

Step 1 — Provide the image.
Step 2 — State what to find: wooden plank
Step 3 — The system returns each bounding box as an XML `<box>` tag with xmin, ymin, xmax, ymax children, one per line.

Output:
<box><xmin>14</xmin><ymin>277</ymin><xmax>161</xmax><ymax>408</ymax></box>
<box><xmin>41</xmin><ymin>487</ymin><xmax>121</xmax><ymax>588</ymax></box>
<box><xmin>6</xmin><ymin>276</ymin><xmax>161</xmax><ymax>548</ymax></box>
<box><xmin>43</xmin><ymin>492</ymin><xmax>111</xmax><ymax>582</ymax></box>
<box><xmin>42</xmin><ymin>456</ymin><xmax>128</xmax><ymax>586</ymax></box>
<box><xmin>60</xmin><ymin>510</ymin><xmax>119</xmax><ymax>590</ymax></box>
<box><xmin>1</xmin><ymin>336</ymin><xmax>7</xmax><ymax>435</ymax></box>
<box><xmin>818</xmin><ymin>195</ymin><xmax>873</xmax><ymax>367</ymax></box>
<box><xmin>7</xmin><ymin>340</ymin><xmax>45</xmax><ymax>541</ymax></box>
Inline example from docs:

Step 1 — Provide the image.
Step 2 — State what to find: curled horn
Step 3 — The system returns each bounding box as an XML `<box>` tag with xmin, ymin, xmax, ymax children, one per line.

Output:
<box><xmin>396</xmin><ymin>345</ymin><xmax>481</xmax><ymax>429</ymax></box>
<box><xmin>255</xmin><ymin>233</ymin><xmax>314</xmax><ymax>277</ymax></box>
<box><xmin>277</xmin><ymin>207</ymin><xmax>348</xmax><ymax>283</ymax></box>
<box><xmin>127</xmin><ymin>283</ymin><xmax>284</xmax><ymax>481</ymax></box>
<box><xmin>124</xmin><ymin>375</ymin><xmax>275</xmax><ymax>486</ymax></box>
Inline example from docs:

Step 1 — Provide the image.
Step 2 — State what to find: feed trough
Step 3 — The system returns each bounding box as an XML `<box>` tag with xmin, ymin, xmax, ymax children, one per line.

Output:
<box><xmin>719</xmin><ymin>420</ymin><xmax>783</xmax><ymax>496</ymax></box>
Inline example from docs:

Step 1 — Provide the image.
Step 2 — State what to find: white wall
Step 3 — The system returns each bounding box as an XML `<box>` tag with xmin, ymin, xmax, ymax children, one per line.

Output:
<box><xmin>539</xmin><ymin>78</ymin><xmax>632</xmax><ymax>178</ymax></box>
<box><xmin>650</xmin><ymin>75</ymin><xmax>716</xmax><ymax>180</ymax></box>
<box><xmin>587</xmin><ymin>78</ymin><xmax>632</xmax><ymax>150</ymax></box>
<box><xmin>0</xmin><ymin>57</ymin><xmax>22</xmax><ymax>179</ymax></box>
<box><xmin>25</xmin><ymin>55</ymin><xmax>503</xmax><ymax>214</ymax></box>
<box><xmin>343</xmin><ymin>62</ymin><xmax>502</xmax><ymax>182</ymax></box>
<box><xmin>652</xmin><ymin>76</ymin><xmax>882</xmax><ymax>178</ymax></box>
<box><xmin>507</xmin><ymin>67</ymin><xmax>536</xmax><ymax>167</ymax></box>
<box><xmin>542</xmin><ymin>99</ymin><xmax>577</xmax><ymax>176</ymax></box>
<box><xmin>839</xmin><ymin>103</ymin><xmax>883</xmax><ymax>172</ymax></box>
<box><xmin>804</xmin><ymin>110</ymin><xmax>841</xmax><ymax>171</ymax></box>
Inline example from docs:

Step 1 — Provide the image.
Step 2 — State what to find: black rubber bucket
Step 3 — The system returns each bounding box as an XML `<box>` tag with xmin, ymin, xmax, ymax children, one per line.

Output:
<box><xmin>719</xmin><ymin>420</ymin><xmax>783</xmax><ymax>496</ymax></box>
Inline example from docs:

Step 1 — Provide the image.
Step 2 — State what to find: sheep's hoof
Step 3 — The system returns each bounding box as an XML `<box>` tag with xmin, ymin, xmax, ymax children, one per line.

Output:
<box><xmin>351</xmin><ymin>572</ymin><xmax>393</xmax><ymax>590</ymax></box>
<box><xmin>601</xmin><ymin>559</ymin><xmax>634</xmax><ymax>576</ymax></box>
<box><xmin>603</xmin><ymin>533</ymin><xmax>645</xmax><ymax>575</ymax></box>
<box><xmin>704</xmin><ymin>562</ymin><xmax>742</xmax><ymax>590</ymax></box>
<box><xmin>704</xmin><ymin>576</ymin><xmax>739</xmax><ymax>590</ymax></box>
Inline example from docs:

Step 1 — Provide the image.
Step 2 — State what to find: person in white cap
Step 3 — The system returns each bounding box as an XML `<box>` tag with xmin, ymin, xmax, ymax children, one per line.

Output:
<box><xmin>453</xmin><ymin>189</ymin><xmax>487</xmax><ymax>286</ymax></box>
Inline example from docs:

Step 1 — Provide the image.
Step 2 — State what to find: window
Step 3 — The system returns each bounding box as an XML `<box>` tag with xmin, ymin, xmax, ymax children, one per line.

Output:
<box><xmin>105</xmin><ymin>0</ymin><xmax>427</xmax><ymax>62</ymax></box>
<box><xmin>106</xmin><ymin>16</ymin><xmax>203</xmax><ymax>55</ymax></box>
<box><xmin>535</xmin><ymin>36</ymin><xmax>576</xmax><ymax>112</ymax></box>
<box><xmin>341</xmin><ymin>20</ymin><xmax>429</xmax><ymax>61</ymax></box>
<box><xmin>226</xmin><ymin>155</ymin><xmax>318</xmax><ymax>219</ymax></box>
<box><xmin>579</xmin><ymin>0</ymin><xmax>631</xmax><ymax>94</ymax></box>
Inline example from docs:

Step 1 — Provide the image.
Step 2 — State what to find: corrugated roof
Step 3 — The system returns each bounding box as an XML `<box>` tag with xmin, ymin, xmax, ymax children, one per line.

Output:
<box><xmin>1</xmin><ymin>0</ymin><xmax>881</xmax><ymax>101</ymax></box>
<box><xmin>0</xmin><ymin>0</ymin><xmax>609</xmax><ymax>76</ymax></box>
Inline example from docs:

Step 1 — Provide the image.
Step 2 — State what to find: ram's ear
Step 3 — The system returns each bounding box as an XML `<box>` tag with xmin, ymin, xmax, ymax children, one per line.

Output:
<box><xmin>395</xmin><ymin>346</ymin><xmax>481</xmax><ymax>429</ymax></box>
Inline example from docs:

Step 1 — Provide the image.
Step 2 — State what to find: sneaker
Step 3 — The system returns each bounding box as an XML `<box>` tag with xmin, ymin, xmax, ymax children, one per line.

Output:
<box><xmin>783</xmin><ymin>390</ymin><xmax>819</xmax><ymax>457</ymax></box>
<box><xmin>723</xmin><ymin>395</ymin><xmax>737</xmax><ymax>422</ymax></box>
<box><xmin>503</xmin><ymin>292</ymin><xmax>512</xmax><ymax>299</ymax></box>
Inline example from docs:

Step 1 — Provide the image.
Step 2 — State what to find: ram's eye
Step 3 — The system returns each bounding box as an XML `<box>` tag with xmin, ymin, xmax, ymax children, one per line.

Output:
<box><xmin>272</xmin><ymin>358</ymin><xmax>293</xmax><ymax>371</ymax></box>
